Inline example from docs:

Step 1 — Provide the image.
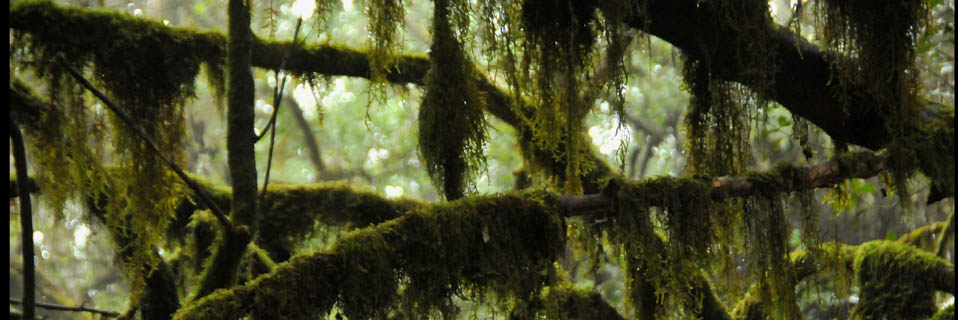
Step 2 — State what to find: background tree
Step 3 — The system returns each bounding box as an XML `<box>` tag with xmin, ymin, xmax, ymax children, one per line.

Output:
<box><xmin>9</xmin><ymin>0</ymin><xmax>955</xmax><ymax>319</ymax></box>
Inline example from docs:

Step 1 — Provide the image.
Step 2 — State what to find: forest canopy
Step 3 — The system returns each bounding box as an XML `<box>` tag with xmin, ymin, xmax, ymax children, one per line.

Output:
<box><xmin>9</xmin><ymin>0</ymin><xmax>955</xmax><ymax>319</ymax></box>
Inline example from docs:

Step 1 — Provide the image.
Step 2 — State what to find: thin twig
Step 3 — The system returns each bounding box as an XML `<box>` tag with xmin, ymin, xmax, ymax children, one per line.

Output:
<box><xmin>55</xmin><ymin>59</ymin><xmax>233</xmax><ymax>232</ymax></box>
<box><xmin>255</xmin><ymin>18</ymin><xmax>303</xmax><ymax>143</ymax></box>
<box><xmin>10</xmin><ymin>298</ymin><xmax>120</xmax><ymax>318</ymax></box>
<box><xmin>10</xmin><ymin>119</ymin><xmax>36</xmax><ymax>320</ymax></box>
<box><xmin>259</xmin><ymin>17</ymin><xmax>304</xmax><ymax>205</ymax></box>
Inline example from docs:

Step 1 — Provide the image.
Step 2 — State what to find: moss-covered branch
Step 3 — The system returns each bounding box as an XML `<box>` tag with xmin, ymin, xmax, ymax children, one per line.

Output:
<box><xmin>735</xmin><ymin>238</ymin><xmax>954</xmax><ymax>320</ymax></box>
<box><xmin>174</xmin><ymin>192</ymin><xmax>565</xmax><ymax>320</ymax></box>
<box><xmin>558</xmin><ymin>149</ymin><xmax>891</xmax><ymax>217</ymax></box>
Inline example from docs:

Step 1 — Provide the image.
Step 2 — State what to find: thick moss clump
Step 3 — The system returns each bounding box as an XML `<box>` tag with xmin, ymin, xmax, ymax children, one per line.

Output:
<box><xmin>418</xmin><ymin>0</ymin><xmax>488</xmax><ymax>200</ymax></box>
<box><xmin>257</xmin><ymin>182</ymin><xmax>424</xmax><ymax>259</ymax></box>
<box><xmin>174</xmin><ymin>192</ymin><xmax>565</xmax><ymax>319</ymax></box>
<box><xmin>852</xmin><ymin>240</ymin><xmax>953</xmax><ymax>320</ymax></box>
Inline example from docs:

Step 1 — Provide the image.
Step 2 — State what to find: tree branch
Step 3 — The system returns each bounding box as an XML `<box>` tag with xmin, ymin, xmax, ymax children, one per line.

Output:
<box><xmin>558</xmin><ymin>149</ymin><xmax>890</xmax><ymax>217</ymax></box>
<box><xmin>10</xmin><ymin>298</ymin><xmax>120</xmax><ymax>318</ymax></box>
<box><xmin>10</xmin><ymin>117</ymin><xmax>36</xmax><ymax>320</ymax></box>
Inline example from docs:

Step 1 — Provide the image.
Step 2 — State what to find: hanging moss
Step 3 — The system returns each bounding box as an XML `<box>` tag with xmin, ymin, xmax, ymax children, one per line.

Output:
<box><xmin>816</xmin><ymin>1</ymin><xmax>929</xmax><ymax>205</ymax></box>
<box><xmin>364</xmin><ymin>0</ymin><xmax>405</xmax><ymax>100</ymax></box>
<box><xmin>680</xmin><ymin>0</ymin><xmax>778</xmax><ymax>178</ymax></box>
<box><xmin>10</xmin><ymin>76</ymin><xmax>109</xmax><ymax>219</ymax></box>
<box><xmin>852</xmin><ymin>240</ymin><xmax>953</xmax><ymax>320</ymax></box>
<box><xmin>590</xmin><ymin>177</ymin><xmax>726</xmax><ymax>318</ymax></box>
<box><xmin>418</xmin><ymin>0</ymin><xmax>488</xmax><ymax>200</ymax></box>
<box><xmin>682</xmin><ymin>57</ymin><xmax>751</xmax><ymax>178</ymax></box>
<box><xmin>10</xmin><ymin>1</ymin><xmax>227</xmax><ymax>286</ymax></box>
<box><xmin>743</xmin><ymin>196</ymin><xmax>800</xmax><ymax>319</ymax></box>
<box><xmin>473</xmin><ymin>0</ymin><xmax>631</xmax><ymax>194</ymax></box>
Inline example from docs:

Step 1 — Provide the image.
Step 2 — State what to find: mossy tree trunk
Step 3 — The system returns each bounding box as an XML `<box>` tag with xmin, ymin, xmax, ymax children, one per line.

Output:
<box><xmin>194</xmin><ymin>0</ymin><xmax>258</xmax><ymax>299</ymax></box>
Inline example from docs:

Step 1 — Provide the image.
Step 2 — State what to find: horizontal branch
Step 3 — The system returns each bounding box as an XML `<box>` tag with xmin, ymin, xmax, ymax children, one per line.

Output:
<box><xmin>558</xmin><ymin>149</ymin><xmax>890</xmax><ymax>217</ymax></box>
<box><xmin>10</xmin><ymin>298</ymin><xmax>120</xmax><ymax>318</ymax></box>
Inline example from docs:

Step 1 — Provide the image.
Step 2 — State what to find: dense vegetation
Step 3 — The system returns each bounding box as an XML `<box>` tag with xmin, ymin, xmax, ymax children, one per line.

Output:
<box><xmin>9</xmin><ymin>0</ymin><xmax>955</xmax><ymax>319</ymax></box>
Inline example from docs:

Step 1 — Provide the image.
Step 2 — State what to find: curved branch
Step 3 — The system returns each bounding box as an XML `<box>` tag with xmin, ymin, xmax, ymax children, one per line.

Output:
<box><xmin>11</xmin><ymin>117</ymin><xmax>36</xmax><ymax>320</ymax></box>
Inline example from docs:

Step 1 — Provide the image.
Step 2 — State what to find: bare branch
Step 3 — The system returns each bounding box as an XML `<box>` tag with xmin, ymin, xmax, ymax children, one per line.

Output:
<box><xmin>10</xmin><ymin>298</ymin><xmax>120</xmax><ymax>318</ymax></box>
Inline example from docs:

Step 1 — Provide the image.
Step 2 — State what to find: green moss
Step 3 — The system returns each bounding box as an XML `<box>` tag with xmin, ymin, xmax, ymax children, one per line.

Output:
<box><xmin>852</xmin><ymin>240</ymin><xmax>953</xmax><ymax>320</ymax></box>
<box><xmin>10</xmin><ymin>1</ymin><xmax>227</xmax><ymax>284</ymax></box>
<box><xmin>897</xmin><ymin>222</ymin><xmax>948</xmax><ymax>252</ymax></box>
<box><xmin>597</xmin><ymin>176</ymin><xmax>724</xmax><ymax>318</ymax></box>
<box><xmin>174</xmin><ymin>192</ymin><xmax>565</xmax><ymax>319</ymax></box>
<box><xmin>258</xmin><ymin>182</ymin><xmax>424</xmax><ymax>260</ymax></box>
<box><xmin>418</xmin><ymin>0</ymin><xmax>489</xmax><ymax>200</ymax></box>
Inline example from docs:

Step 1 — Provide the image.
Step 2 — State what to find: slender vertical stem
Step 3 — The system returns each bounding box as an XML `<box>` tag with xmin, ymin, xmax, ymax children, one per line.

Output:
<box><xmin>259</xmin><ymin>17</ymin><xmax>304</xmax><ymax>205</ymax></box>
<box><xmin>11</xmin><ymin>119</ymin><xmax>35</xmax><ymax>320</ymax></box>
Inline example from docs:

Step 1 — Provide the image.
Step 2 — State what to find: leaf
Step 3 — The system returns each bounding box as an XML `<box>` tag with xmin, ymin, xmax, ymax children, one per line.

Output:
<box><xmin>777</xmin><ymin>115</ymin><xmax>791</xmax><ymax>128</ymax></box>
<box><xmin>884</xmin><ymin>230</ymin><xmax>898</xmax><ymax>241</ymax></box>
